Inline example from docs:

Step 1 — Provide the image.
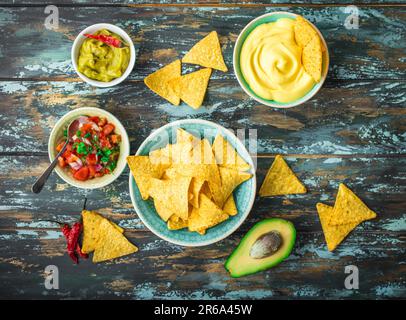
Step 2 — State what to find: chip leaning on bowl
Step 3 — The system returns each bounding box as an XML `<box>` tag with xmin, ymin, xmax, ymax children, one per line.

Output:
<box><xmin>240</xmin><ymin>15</ymin><xmax>323</xmax><ymax>103</ymax></box>
<box><xmin>126</xmin><ymin>128</ymin><xmax>253</xmax><ymax>235</ymax></box>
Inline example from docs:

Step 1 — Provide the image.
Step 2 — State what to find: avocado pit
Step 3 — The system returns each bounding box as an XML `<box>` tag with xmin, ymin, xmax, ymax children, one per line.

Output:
<box><xmin>249</xmin><ymin>231</ymin><xmax>282</xmax><ymax>259</ymax></box>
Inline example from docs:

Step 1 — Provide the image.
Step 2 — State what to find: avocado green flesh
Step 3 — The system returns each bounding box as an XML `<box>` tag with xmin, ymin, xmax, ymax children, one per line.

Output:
<box><xmin>225</xmin><ymin>218</ymin><xmax>296</xmax><ymax>278</ymax></box>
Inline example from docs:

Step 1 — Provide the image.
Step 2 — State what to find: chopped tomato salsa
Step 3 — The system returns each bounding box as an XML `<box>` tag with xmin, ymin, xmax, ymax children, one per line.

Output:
<box><xmin>57</xmin><ymin>115</ymin><xmax>121</xmax><ymax>182</ymax></box>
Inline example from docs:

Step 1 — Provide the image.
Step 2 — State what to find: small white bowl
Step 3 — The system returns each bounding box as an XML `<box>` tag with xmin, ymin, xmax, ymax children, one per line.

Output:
<box><xmin>71</xmin><ymin>23</ymin><xmax>136</xmax><ymax>87</ymax></box>
<box><xmin>233</xmin><ymin>12</ymin><xmax>329</xmax><ymax>108</ymax></box>
<box><xmin>48</xmin><ymin>107</ymin><xmax>130</xmax><ymax>189</ymax></box>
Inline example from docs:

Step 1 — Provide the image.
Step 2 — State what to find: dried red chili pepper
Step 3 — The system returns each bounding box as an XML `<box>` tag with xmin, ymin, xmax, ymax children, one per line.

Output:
<box><xmin>61</xmin><ymin>223</ymin><xmax>78</xmax><ymax>264</ymax></box>
<box><xmin>84</xmin><ymin>33</ymin><xmax>121</xmax><ymax>48</ymax></box>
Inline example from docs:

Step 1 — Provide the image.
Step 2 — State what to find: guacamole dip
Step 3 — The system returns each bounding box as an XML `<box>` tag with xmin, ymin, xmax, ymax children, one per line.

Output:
<box><xmin>78</xmin><ymin>29</ymin><xmax>130</xmax><ymax>82</ymax></box>
<box><xmin>240</xmin><ymin>18</ymin><xmax>315</xmax><ymax>103</ymax></box>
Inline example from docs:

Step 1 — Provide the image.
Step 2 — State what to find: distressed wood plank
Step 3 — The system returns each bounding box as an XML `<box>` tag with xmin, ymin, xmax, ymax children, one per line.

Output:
<box><xmin>0</xmin><ymin>80</ymin><xmax>405</xmax><ymax>155</ymax></box>
<box><xmin>0</xmin><ymin>229</ymin><xmax>404</xmax><ymax>299</ymax></box>
<box><xmin>0</xmin><ymin>6</ymin><xmax>404</xmax><ymax>80</ymax></box>
<box><xmin>0</xmin><ymin>155</ymin><xmax>404</xmax><ymax>234</ymax></box>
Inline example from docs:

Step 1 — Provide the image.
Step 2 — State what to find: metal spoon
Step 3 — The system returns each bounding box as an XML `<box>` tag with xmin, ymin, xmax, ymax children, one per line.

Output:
<box><xmin>31</xmin><ymin>118</ymin><xmax>81</xmax><ymax>194</ymax></box>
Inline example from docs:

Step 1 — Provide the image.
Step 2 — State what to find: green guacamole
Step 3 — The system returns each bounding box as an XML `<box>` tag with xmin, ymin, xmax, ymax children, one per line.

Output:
<box><xmin>77</xmin><ymin>29</ymin><xmax>130</xmax><ymax>82</ymax></box>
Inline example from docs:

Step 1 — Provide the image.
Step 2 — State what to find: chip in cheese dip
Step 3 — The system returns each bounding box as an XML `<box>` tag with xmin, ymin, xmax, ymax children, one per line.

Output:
<box><xmin>240</xmin><ymin>18</ymin><xmax>315</xmax><ymax>103</ymax></box>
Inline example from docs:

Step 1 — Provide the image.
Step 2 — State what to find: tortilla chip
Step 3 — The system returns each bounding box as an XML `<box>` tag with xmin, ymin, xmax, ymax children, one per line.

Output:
<box><xmin>154</xmin><ymin>199</ymin><xmax>175</xmax><ymax>222</ymax></box>
<box><xmin>127</xmin><ymin>155</ymin><xmax>165</xmax><ymax>200</ymax></box>
<box><xmin>210</xmin><ymin>166</ymin><xmax>252</xmax><ymax>208</ymax></box>
<box><xmin>148</xmin><ymin>177</ymin><xmax>192</xmax><ymax>220</ymax></box>
<box><xmin>167</xmin><ymin>214</ymin><xmax>188</xmax><ymax>230</ymax></box>
<box><xmin>81</xmin><ymin>210</ymin><xmax>123</xmax><ymax>254</ymax></box>
<box><xmin>200</xmin><ymin>181</ymin><xmax>213</xmax><ymax>199</ymax></box>
<box><xmin>223</xmin><ymin>194</ymin><xmax>238</xmax><ymax>216</ymax></box>
<box><xmin>92</xmin><ymin>219</ymin><xmax>138</xmax><ymax>263</ymax></box>
<box><xmin>182</xmin><ymin>31</ymin><xmax>228</xmax><ymax>72</ymax></box>
<box><xmin>317</xmin><ymin>203</ymin><xmax>359</xmax><ymax>251</ymax></box>
<box><xmin>329</xmin><ymin>184</ymin><xmax>377</xmax><ymax>226</ymax></box>
<box><xmin>188</xmin><ymin>193</ymin><xmax>229</xmax><ymax>233</ymax></box>
<box><xmin>144</xmin><ymin>59</ymin><xmax>181</xmax><ymax>105</ymax></box>
<box><xmin>303</xmin><ymin>35</ymin><xmax>322</xmax><ymax>82</ymax></box>
<box><xmin>294</xmin><ymin>16</ymin><xmax>318</xmax><ymax>48</ymax></box>
<box><xmin>149</xmin><ymin>141</ymin><xmax>194</xmax><ymax>166</ymax></box>
<box><xmin>259</xmin><ymin>155</ymin><xmax>307</xmax><ymax>197</ymax></box>
<box><xmin>176</xmin><ymin>128</ymin><xmax>200</xmax><ymax>145</ymax></box>
<box><xmin>189</xmin><ymin>178</ymin><xmax>205</xmax><ymax>208</ymax></box>
<box><xmin>169</xmin><ymin>68</ymin><xmax>212</xmax><ymax>109</ymax></box>
<box><xmin>212</xmin><ymin>134</ymin><xmax>250</xmax><ymax>171</ymax></box>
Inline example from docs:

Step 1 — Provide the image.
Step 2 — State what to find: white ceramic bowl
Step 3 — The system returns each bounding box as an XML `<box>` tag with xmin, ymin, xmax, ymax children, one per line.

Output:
<box><xmin>48</xmin><ymin>107</ymin><xmax>130</xmax><ymax>189</ymax></box>
<box><xmin>128</xmin><ymin>119</ymin><xmax>257</xmax><ymax>247</ymax></box>
<box><xmin>233</xmin><ymin>12</ymin><xmax>329</xmax><ymax>108</ymax></box>
<box><xmin>71</xmin><ymin>23</ymin><xmax>136</xmax><ymax>87</ymax></box>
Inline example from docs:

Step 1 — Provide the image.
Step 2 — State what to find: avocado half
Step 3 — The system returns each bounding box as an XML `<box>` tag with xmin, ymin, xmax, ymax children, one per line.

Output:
<box><xmin>225</xmin><ymin>218</ymin><xmax>296</xmax><ymax>278</ymax></box>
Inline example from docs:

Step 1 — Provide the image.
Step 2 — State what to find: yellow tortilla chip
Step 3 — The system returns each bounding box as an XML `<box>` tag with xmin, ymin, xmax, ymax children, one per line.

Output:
<box><xmin>144</xmin><ymin>59</ymin><xmax>181</xmax><ymax>105</ymax></box>
<box><xmin>81</xmin><ymin>210</ymin><xmax>123</xmax><ymax>254</ymax></box>
<box><xmin>182</xmin><ymin>31</ymin><xmax>228</xmax><ymax>72</ymax></box>
<box><xmin>294</xmin><ymin>16</ymin><xmax>318</xmax><ymax>48</ymax></box>
<box><xmin>210</xmin><ymin>167</ymin><xmax>252</xmax><ymax>208</ymax></box>
<box><xmin>212</xmin><ymin>134</ymin><xmax>250</xmax><ymax>171</ymax></box>
<box><xmin>303</xmin><ymin>35</ymin><xmax>322</xmax><ymax>82</ymax></box>
<box><xmin>188</xmin><ymin>194</ymin><xmax>229</xmax><ymax>233</ymax></box>
<box><xmin>223</xmin><ymin>194</ymin><xmax>238</xmax><ymax>216</ymax></box>
<box><xmin>148</xmin><ymin>177</ymin><xmax>192</xmax><ymax>220</ymax></box>
<box><xmin>259</xmin><ymin>155</ymin><xmax>307</xmax><ymax>197</ymax></box>
<box><xmin>329</xmin><ymin>183</ymin><xmax>377</xmax><ymax>226</ymax></box>
<box><xmin>153</xmin><ymin>199</ymin><xmax>175</xmax><ymax>222</ymax></box>
<box><xmin>167</xmin><ymin>214</ymin><xmax>188</xmax><ymax>230</ymax></box>
<box><xmin>317</xmin><ymin>203</ymin><xmax>359</xmax><ymax>251</ymax></box>
<box><xmin>92</xmin><ymin>219</ymin><xmax>138</xmax><ymax>263</ymax></box>
<box><xmin>189</xmin><ymin>178</ymin><xmax>205</xmax><ymax>208</ymax></box>
<box><xmin>169</xmin><ymin>68</ymin><xmax>212</xmax><ymax>109</ymax></box>
<box><xmin>150</xmin><ymin>141</ymin><xmax>194</xmax><ymax>167</ymax></box>
<box><xmin>176</xmin><ymin>128</ymin><xmax>200</xmax><ymax>145</ymax></box>
<box><xmin>127</xmin><ymin>155</ymin><xmax>165</xmax><ymax>200</ymax></box>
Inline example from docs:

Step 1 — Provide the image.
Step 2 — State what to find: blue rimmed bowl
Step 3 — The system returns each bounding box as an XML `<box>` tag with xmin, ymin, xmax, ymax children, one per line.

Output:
<box><xmin>128</xmin><ymin>119</ymin><xmax>257</xmax><ymax>247</ymax></box>
<box><xmin>233</xmin><ymin>11</ymin><xmax>329</xmax><ymax>108</ymax></box>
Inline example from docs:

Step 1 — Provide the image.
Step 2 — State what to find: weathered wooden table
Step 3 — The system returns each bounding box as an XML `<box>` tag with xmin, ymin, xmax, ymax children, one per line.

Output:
<box><xmin>0</xmin><ymin>1</ymin><xmax>405</xmax><ymax>300</ymax></box>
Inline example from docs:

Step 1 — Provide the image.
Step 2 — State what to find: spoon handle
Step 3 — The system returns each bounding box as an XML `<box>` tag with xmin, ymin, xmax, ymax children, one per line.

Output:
<box><xmin>31</xmin><ymin>141</ymin><xmax>68</xmax><ymax>194</ymax></box>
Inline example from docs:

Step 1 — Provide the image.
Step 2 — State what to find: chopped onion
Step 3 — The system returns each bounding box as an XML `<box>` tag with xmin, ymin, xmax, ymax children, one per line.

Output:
<box><xmin>69</xmin><ymin>161</ymin><xmax>82</xmax><ymax>171</ymax></box>
<box><xmin>94</xmin><ymin>164</ymin><xmax>103</xmax><ymax>172</ymax></box>
<box><xmin>83</xmin><ymin>138</ymin><xmax>91</xmax><ymax>145</ymax></box>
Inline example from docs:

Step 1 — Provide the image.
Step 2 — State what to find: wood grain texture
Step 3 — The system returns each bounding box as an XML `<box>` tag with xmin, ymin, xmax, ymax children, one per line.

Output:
<box><xmin>0</xmin><ymin>6</ymin><xmax>405</xmax><ymax>80</ymax></box>
<box><xmin>0</xmin><ymin>1</ymin><xmax>405</xmax><ymax>300</ymax></box>
<box><xmin>0</xmin><ymin>80</ymin><xmax>405</xmax><ymax>155</ymax></box>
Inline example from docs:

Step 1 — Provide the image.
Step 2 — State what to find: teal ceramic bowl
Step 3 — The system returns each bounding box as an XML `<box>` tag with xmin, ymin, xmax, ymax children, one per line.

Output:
<box><xmin>128</xmin><ymin>119</ymin><xmax>256</xmax><ymax>246</ymax></box>
<box><xmin>233</xmin><ymin>12</ymin><xmax>329</xmax><ymax>108</ymax></box>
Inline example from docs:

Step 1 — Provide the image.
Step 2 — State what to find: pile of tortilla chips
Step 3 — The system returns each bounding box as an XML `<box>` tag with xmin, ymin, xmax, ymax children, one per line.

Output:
<box><xmin>81</xmin><ymin>210</ymin><xmax>138</xmax><ymax>262</ymax></box>
<box><xmin>144</xmin><ymin>31</ymin><xmax>227</xmax><ymax>109</ymax></box>
<box><xmin>127</xmin><ymin>128</ymin><xmax>252</xmax><ymax>235</ymax></box>
<box><xmin>294</xmin><ymin>16</ymin><xmax>323</xmax><ymax>82</ymax></box>
<box><xmin>259</xmin><ymin>155</ymin><xmax>307</xmax><ymax>197</ymax></box>
<box><xmin>317</xmin><ymin>183</ymin><xmax>377</xmax><ymax>251</ymax></box>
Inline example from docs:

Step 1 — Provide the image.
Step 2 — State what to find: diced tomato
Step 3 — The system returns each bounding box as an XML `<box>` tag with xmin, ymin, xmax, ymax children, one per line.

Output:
<box><xmin>110</xmin><ymin>134</ymin><xmax>121</xmax><ymax>144</ymax></box>
<box><xmin>100</xmin><ymin>137</ymin><xmax>112</xmax><ymax>149</ymax></box>
<box><xmin>88</xmin><ymin>165</ymin><xmax>96</xmax><ymax>178</ymax></box>
<box><xmin>86</xmin><ymin>153</ymin><xmax>97</xmax><ymax>165</ymax></box>
<box><xmin>67</xmin><ymin>154</ymin><xmax>80</xmax><ymax>164</ymax></box>
<box><xmin>81</xmin><ymin>123</ymin><xmax>93</xmax><ymax>134</ymax></box>
<box><xmin>88</xmin><ymin>116</ymin><xmax>100</xmax><ymax>124</ymax></box>
<box><xmin>62</xmin><ymin>150</ymin><xmax>72</xmax><ymax>160</ymax></box>
<box><xmin>56</xmin><ymin>141</ymin><xmax>65</xmax><ymax>152</ymax></box>
<box><xmin>95</xmin><ymin>171</ymin><xmax>105</xmax><ymax>178</ymax></box>
<box><xmin>58</xmin><ymin>156</ymin><xmax>66</xmax><ymax>168</ymax></box>
<box><xmin>73</xmin><ymin>166</ymin><xmax>89</xmax><ymax>181</ymax></box>
<box><xmin>102</xmin><ymin>123</ymin><xmax>115</xmax><ymax>136</ymax></box>
<box><xmin>98</xmin><ymin>117</ymin><xmax>107</xmax><ymax>127</ymax></box>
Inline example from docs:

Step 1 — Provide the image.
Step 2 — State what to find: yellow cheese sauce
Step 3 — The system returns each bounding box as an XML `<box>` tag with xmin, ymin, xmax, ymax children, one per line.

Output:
<box><xmin>240</xmin><ymin>18</ymin><xmax>315</xmax><ymax>103</ymax></box>
<box><xmin>78</xmin><ymin>29</ymin><xmax>130</xmax><ymax>82</ymax></box>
